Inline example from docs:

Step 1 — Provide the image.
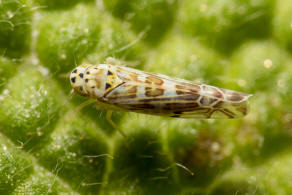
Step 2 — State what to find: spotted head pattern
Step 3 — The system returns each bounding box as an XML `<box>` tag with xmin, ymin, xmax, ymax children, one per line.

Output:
<box><xmin>70</xmin><ymin>65</ymin><xmax>91</xmax><ymax>97</ymax></box>
<box><xmin>70</xmin><ymin>64</ymin><xmax>124</xmax><ymax>98</ymax></box>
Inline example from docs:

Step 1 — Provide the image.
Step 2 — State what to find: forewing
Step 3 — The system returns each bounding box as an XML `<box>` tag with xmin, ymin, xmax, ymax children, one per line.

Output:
<box><xmin>104</xmin><ymin>65</ymin><xmax>251</xmax><ymax>118</ymax></box>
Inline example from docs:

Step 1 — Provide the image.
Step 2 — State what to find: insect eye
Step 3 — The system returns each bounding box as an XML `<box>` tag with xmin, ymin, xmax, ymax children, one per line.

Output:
<box><xmin>72</xmin><ymin>69</ymin><xmax>77</xmax><ymax>73</ymax></box>
<box><xmin>71</xmin><ymin>77</ymin><xmax>76</xmax><ymax>83</ymax></box>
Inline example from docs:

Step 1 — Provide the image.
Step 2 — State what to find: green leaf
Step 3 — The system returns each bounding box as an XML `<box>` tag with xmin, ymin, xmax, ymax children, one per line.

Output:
<box><xmin>180</xmin><ymin>0</ymin><xmax>274</xmax><ymax>55</ymax></box>
<box><xmin>0</xmin><ymin>0</ymin><xmax>292</xmax><ymax>194</ymax></box>
<box><xmin>0</xmin><ymin>0</ymin><xmax>32</xmax><ymax>58</ymax></box>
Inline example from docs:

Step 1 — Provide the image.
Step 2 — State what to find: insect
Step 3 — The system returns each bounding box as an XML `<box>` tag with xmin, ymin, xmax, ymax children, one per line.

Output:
<box><xmin>70</xmin><ymin>64</ymin><xmax>251</xmax><ymax>123</ymax></box>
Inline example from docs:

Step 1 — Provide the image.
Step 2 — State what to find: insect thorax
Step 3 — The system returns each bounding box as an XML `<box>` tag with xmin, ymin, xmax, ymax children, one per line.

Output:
<box><xmin>82</xmin><ymin>64</ymin><xmax>124</xmax><ymax>99</ymax></box>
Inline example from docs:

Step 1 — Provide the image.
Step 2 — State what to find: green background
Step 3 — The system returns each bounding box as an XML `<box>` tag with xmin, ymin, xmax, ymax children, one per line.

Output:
<box><xmin>1</xmin><ymin>0</ymin><xmax>292</xmax><ymax>194</ymax></box>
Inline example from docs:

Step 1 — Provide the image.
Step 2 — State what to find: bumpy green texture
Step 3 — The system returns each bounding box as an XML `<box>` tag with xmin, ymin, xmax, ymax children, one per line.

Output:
<box><xmin>0</xmin><ymin>0</ymin><xmax>32</xmax><ymax>58</ymax></box>
<box><xmin>1</xmin><ymin>0</ymin><xmax>292</xmax><ymax>194</ymax></box>
<box><xmin>273</xmin><ymin>0</ymin><xmax>292</xmax><ymax>52</ymax></box>
<box><xmin>37</xmin><ymin>113</ymin><xmax>108</xmax><ymax>193</ymax></box>
<box><xmin>0</xmin><ymin>135</ymin><xmax>33</xmax><ymax>194</ymax></box>
<box><xmin>146</xmin><ymin>36</ymin><xmax>228</xmax><ymax>85</ymax></box>
<box><xmin>36</xmin><ymin>4</ymin><xmax>101</xmax><ymax>74</ymax></box>
<box><xmin>0</xmin><ymin>66</ymin><xmax>66</xmax><ymax>151</ymax></box>
<box><xmin>180</xmin><ymin>0</ymin><xmax>274</xmax><ymax>55</ymax></box>
<box><xmin>104</xmin><ymin>0</ymin><xmax>178</xmax><ymax>45</ymax></box>
<box><xmin>210</xmin><ymin>152</ymin><xmax>292</xmax><ymax>195</ymax></box>
<box><xmin>0</xmin><ymin>57</ymin><xmax>18</xmax><ymax>92</ymax></box>
<box><xmin>85</xmin><ymin>11</ymin><xmax>146</xmax><ymax>67</ymax></box>
<box><xmin>34</xmin><ymin>0</ymin><xmax>94</xmax><ymax>10</ymax></box>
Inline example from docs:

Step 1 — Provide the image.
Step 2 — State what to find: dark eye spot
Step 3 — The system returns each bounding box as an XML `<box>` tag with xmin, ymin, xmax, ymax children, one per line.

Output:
<box><xmin>107</xmin><ymin>71</ymin><xmax>113</xmax><ymax>75</ymax></box>
<box><xmin>72</xmin><ymin>69</ymin><xmax>77</xmax><ymax>73</ymax></box>
<box><xmin>86</xmin><ymin>71</ymin><xmax>90</xmax><ymax>74</ymax></box>
<box><xmin>85</xmin><ymin>79</ymin><xmax>88</xmax><ymax>83</ymax></box>
<box><xmin>79</xmin><ymin>73</ymin><xmax>84</xmax><ymax>78</ymax></box>
<box><xmin>71</xmin><ymin>77</ymin><xmax>76</xmax><ymax>83</ymax></box>
<box><xmin>105</xmin><ymin>83</ymin><xmax>111</xmax><ymax>89</ymax></box>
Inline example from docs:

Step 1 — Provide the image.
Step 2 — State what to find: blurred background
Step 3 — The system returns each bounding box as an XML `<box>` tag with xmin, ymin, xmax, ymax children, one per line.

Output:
<box><xmin>0</xmin><ymin>0</ymin><xmax>292</xmax><ymax>194</ymax></box>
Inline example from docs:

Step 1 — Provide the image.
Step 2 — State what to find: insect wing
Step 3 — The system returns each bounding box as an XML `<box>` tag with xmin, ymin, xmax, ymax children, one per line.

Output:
<box><xmin>104</xmin><ymin>65</ymin><xmax>251</xmax><ymax>119</ymax></box>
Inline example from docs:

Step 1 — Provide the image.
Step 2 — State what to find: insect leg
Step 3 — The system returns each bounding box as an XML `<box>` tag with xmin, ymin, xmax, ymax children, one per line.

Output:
<box><xmin>94</xmin><ymin>104</ymin><xmax>108</xmax><ymax>110</ymax></box>
<box><xmin>74</xmin><ymin>99</ymin><xmax>97</xmax><ymax>112</ymax></box>
<box><xmin>65</xmin><ymin>99</ymin><xmax>96</xmax><ymax>121</ymax></box>
<box><xmin>106</xmin><ymin>110</ymin><xmax>128</xmax><ymax>138</ymax></box>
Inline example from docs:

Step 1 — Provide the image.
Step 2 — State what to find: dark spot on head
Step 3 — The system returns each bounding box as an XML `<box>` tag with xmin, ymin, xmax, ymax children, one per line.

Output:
<box><xmin>71</xmin><ymin>77</ymin><xmax>76</xmax><ymax>83</ymax></box>
<box><xmin>86</xmin><ymin>71</ymin><xmax>90</xmax><ymax>74</ymax></box>
<box><xmin>107</xmin><ymin>71</ymin><xmax>113</xmax><ymax>75</ymax></box>
<box><xmin>85</xmin><ymin>79</ymin><xmax>88</xmax><ymax>83</ymax></box>
<box><xmin>72</xmin><ymin>69</ymin><xmax>77</xmax><ymax>73</ymax></box>
<box><xmin>79</xmin><ymin>73</ymin><xmax>84</xmax><ymax>78</ymax></box>
<box><xmin>106</xmin><ymin>83</ymin><xmax>111</xmax><ymax>89</ymax></box>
